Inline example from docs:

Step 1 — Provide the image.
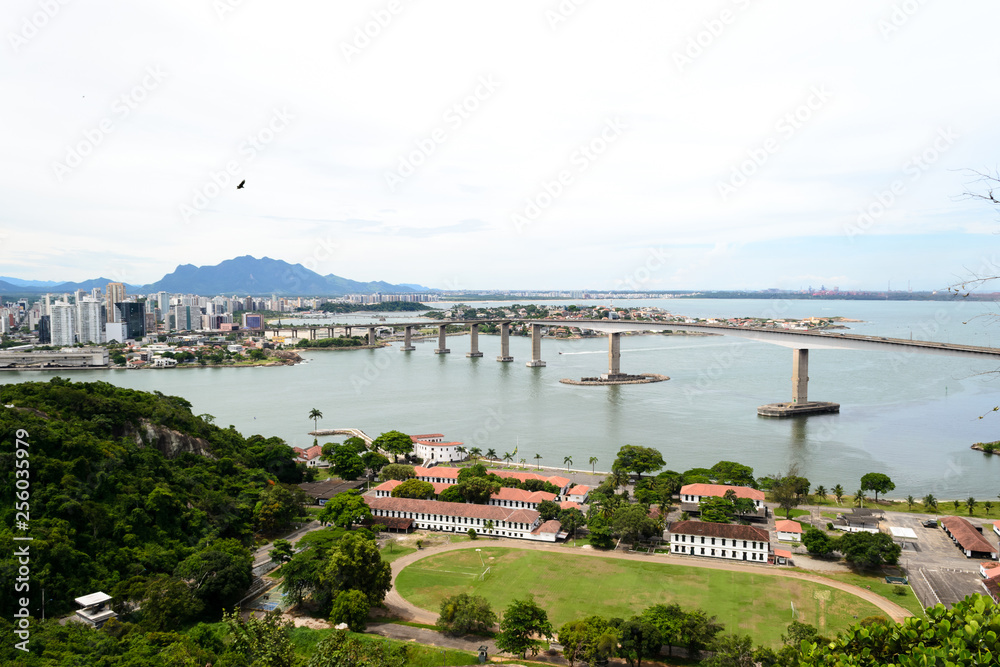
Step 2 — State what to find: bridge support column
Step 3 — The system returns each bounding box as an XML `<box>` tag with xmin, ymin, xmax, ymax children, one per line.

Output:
<box><xmin>526</xmin><ymin>324</ymin><xmax>546</xmax><ymax>367</ymax></box>
<box><xmin>346</xmin><ymin>326</ymin><xmax>352</xmax><ymax>338</ymax></box>
<box><xmin>367</xmin><ymin>327</ymin><xmax>376</xmax><ymax>346</ymax></box>
<box><xmin>497</xmin><ymin>322</ymin><xmax>513</xmax><ymax>362</ymax></box>
<box><xmin>400</xmin><ymin>326</ymin><xmax>415</xmax><ymax>351</ymax></box>
<box><xmin>757</xmin><ymin>348</ymin><xmax>839</xmax><ymax>417</ymax></box>
<box><xmin>310</xmin><ymin>328</ymin><xmax>317</xmax><ymax>340</ymax></box>
<box><xmin>467</xmin><ymin>324</ymin><xmax>483</xmax><ymax>357</ymax></box>
<box><xmin>792</xmin><ymin>348</ymin><xmax>808</xmax><ymax>404</ymax></box>
<box><xmin>435</xmin><ymin>324</ymin><xmax>450</xmax><ymax>354</ymax></box>
<box><xmin>607</xmin><ymin>332</ymin><xmax>621</xmax><ymax>376</ymax></box>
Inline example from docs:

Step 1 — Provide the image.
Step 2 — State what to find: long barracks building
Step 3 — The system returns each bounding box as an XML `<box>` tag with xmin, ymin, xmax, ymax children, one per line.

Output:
<box><xmin>364</xmin><ymin>496</ymin><xmax>562</xmax><ymax>542</ymax></box>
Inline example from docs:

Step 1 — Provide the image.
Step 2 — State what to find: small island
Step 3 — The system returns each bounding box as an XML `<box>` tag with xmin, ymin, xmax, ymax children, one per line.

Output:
<box><xmin>971</xmin><ymin>441</ymin><xmax>1000</xmax><ymax>454</ymax></box>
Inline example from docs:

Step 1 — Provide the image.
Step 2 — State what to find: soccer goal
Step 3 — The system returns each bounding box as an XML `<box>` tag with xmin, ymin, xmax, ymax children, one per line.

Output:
<box><xmin>478</xmin><ymin>566</ymin><xmax>491</xmax><ymax>581</ymax></box>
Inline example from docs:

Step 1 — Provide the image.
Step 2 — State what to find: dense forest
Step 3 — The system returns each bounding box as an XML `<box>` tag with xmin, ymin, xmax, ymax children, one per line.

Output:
<box><xmin>0</xmin><ymin>378</ymin><xmax>310</xmax><ymax>620</ymax></box>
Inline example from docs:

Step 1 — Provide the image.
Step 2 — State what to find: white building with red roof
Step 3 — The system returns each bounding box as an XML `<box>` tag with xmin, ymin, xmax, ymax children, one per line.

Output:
<box><xmin>364</xmin><ymin>496</ymin><xmax>561</xmax><ymax>541</ymax></box>
<box><xmin>488</xmin><ymin>487</ymin><xmax>556</xmax><ymax>510</ymax></box>
<box><xmin>775</xmin><ymin>520</ymin><xmax>803</xmax><ymax>542</ymax></box>
<box><xmin>293</xmin><ymin>444</ymin><xmax>327</xmax><ymax>468</ymax></box>
<box><xmin>410</xmin><ymin>434</ymin><xmax>465</xmax><ymax>464</ymax></box>
<box><xmin>412</xmin><ymin>466</ymin><xmax>572</xmax><ymax>495</ymax></box>
<box><xmin>680</xmin><ymin>483</ymin><xmax>767</xmax><ymax>519</ymax></box>
<box><xmin>566</xmin><ymin>485</ymin><xmax>590</xmax><ymax>503</ymax></box>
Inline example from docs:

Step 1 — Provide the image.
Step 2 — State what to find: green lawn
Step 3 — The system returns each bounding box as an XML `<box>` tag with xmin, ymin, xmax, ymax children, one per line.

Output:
<box><xmin>380</xmin><ymin>544</ymin><xmax>417</xmax><ymax>563</ymax></box>
<box><xmin>395</xmin><ymin>547</ymin><xmax>885</xmax><ymax>648</ymax></box>
<box><xmin>289</xmin><ymin>627</ymin><xmax>480</xmax><ymax>666</ymax></box>
<box><xmin>797</xmin><ymin>569</ymin><xmax>926</xmax><ymax>618</ymax></box>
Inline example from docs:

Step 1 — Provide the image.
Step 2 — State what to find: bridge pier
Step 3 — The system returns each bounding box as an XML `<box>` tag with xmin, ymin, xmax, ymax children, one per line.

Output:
<box><xmin>367</xmin><ymin>327</ymin><xmax>376</xmax><ymax>346</ymax></box>
<box><xmin>758</xmin><ymin>348</ymin><xmax>839</xmax><ymax>417</ymax></box>
<box><xmin>526</xmin><ymin>323</ymin><xmax>546</xmax><ymax>367</ymax></box>
<box><xmin>435</xmin><ymin>324</ymin><xmax>450</xmax><ymax>354</ymax></box>
<box><xmin>497</xmin><ymin>322</ymin><xmax>513</xmax><ymax>362</ymax></box>
<box><xmin>467</xmin><ymin>323</ymin><xmax>483</xmax><ymax>357</ymax></box>
<box><xmin>400</xmin><ymin>325</ymin><xmax>415</xmax><ymax>351</ymax></box>
<box><xmin>607</xmin><ymin>332</ymin><xmax>621</xmax><ymax>376</ymax></box>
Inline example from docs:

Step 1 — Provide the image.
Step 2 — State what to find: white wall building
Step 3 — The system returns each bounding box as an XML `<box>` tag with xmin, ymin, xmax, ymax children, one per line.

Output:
<box><xmin>669</xmin><ymin>521</ymin><xmax>771</xmax><ymax>563</ymax></box>
<box><xmin>50</xmin><ymin>302</ymin><xmax>75</xmax><ymax>346</ymax></box>
<box><xmin>366</xmin><ymin>496</ymin><xmax>561</xmax><ymax>541</ymax></box>
<box><xmin>77</xmin><ymin>298</ymin><xmax>103</xmax><ymax>344</ymax></box>
<box><xmin>410</xmin><ymin>434</ymin><xmax>465</xmax><ymax>464</ymax></box>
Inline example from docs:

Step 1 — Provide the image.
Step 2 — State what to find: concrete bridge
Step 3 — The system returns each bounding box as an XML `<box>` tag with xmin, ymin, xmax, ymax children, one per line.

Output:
<box><xmin>262</xmin><ymin>318</ymin><xmax>1000</xmax><ymax>417</ymax></box>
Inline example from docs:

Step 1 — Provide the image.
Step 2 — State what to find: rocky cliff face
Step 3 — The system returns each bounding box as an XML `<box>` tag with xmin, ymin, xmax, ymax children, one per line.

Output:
<box><xmin>126</xmin><ymin>419</ymin><xmax>215</xmax><ymax>459</ymax></box>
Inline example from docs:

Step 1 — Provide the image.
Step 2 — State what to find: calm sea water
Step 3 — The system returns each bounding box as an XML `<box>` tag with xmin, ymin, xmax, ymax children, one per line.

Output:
<box><xmin>6</xmin><ymin>298</ymin><xmax>1000</xmax><ymax>499</ymax></box>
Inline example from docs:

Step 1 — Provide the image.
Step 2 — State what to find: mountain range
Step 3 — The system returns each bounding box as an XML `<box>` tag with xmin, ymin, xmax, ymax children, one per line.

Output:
<box><xmin>0</xmin><ymin>256</ymin><xmax>433</xmax><ymax>296</ymax></box>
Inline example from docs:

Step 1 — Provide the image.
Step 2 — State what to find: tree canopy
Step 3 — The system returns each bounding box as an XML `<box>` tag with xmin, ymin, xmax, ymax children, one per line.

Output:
<box><xmin>860</xmin><ymin>472</ymin><xmax>895</xmax><ymax>502</ymax></box>
<box><xmin>612</xmin><ymin>445</ymin><xmax>665</xmax><ymax>477</ymax></box>
<box><xmin>372</xmin><ymin>430</ymin><xmax>413</xmax><ymax>462</ymax></box>
<box><xmin>496</xmin><ymin>595</ymin><xmax>554</xmax><ymax>658</ymax></box>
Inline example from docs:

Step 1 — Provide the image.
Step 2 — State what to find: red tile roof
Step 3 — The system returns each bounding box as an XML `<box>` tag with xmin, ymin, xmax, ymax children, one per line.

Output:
<box><xmin>374</xmin><ymin>480</ymin><xmax>402</xmax><ymax>492</ymax></box>
<box><xmin>775</xmin><ymin>520</ymin><xmax>803</xmax><ymax>533</ymax></box>
<box><xmin>560</xmin><ymin>500</ymin><xmax>581</xmax><ymax>510</ymax></box>
<box><xmin>414</xmin><ymin>466</ymin><xmax>460</xmax><ymax>479</ymax></box>
<box><xmin>681</xmin><ymin>484</ymin><xmax>765</xmax><ymax>502</ymax></box>
<box><xmin>415</xmin><ymin>441</ymin><xmax>464</xmax><ymax>448</ymax></box>
<box><xmin>668</xmin><ymin>520</ymin><xmax>769</xmax><ymax>542</ymax></box>
<box><xmin>773</xmin><ymin>548</ymin><xmax>793</xmax><ymax>558</ymax></box>
<box><xmin>493</xmin><ymin>487</ymin><xmax>556</xmax><ymax>503</ymax></box>
<box><xmin>941</xmin><ymin>516</ymin><xmax>998</xmax><ymax>555</ymax></box>
<box><xmin>365</xmin><ymin>496</ymin><xmax>541</xmax><ymax>523</ymax></box>
<box><xmin>532</xmin><ymin>519</ymin><xmax>562</xmax><ymax>535</ymax></box>
<box><xmin>410</xmin><ymin>434</ymin><xmax>444</xmax><ymax>440</ymax></box>
<box><xmin>567</xmin><ymin>485</ymin><xmax>590</xmax><ymax>496</ymax></box>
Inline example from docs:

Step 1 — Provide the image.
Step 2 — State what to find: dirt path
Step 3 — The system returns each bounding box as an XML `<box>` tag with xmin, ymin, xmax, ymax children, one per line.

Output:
<box><xmin>384</xmin><ymin>539</ymin><xmax>914</xmax><ymax>624</ymax></box>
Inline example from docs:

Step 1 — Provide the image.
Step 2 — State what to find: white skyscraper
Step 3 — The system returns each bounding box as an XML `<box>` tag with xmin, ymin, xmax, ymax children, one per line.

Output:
<box><xmin>50</xmin><ymin>301</ymin><xmax>75</xmax><ymax>346</ymax></box>
<box><xmin>77</xmin><ymin>298</ymin><xmax>103</xmax><ymax>344</ymax></box>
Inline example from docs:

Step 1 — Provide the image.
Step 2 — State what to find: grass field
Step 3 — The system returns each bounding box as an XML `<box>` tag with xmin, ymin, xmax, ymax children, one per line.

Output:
<box><xmin>395</xmin><ymin>547</ymin><xmax>886</xmax><ymax>648</ymax></box>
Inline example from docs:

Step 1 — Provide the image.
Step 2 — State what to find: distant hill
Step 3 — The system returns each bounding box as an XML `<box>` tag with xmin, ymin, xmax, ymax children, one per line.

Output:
<box><xmin>0</xmin><ymin>256</ymin><xmax>426</xmax><ymax>296</ymax></box>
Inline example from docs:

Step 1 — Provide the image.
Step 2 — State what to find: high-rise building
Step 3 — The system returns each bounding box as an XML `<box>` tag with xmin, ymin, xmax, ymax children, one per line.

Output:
<box><xmin>115</xmin><ymin>302</ymin><xmax>145</xmax><ymax>340</ymax></box>
<box><xmin>106</xmin><ymin>283</ymin><xmax>125</xmax><ymax>323</ymax></box>
<box><xmin>77</xmin><ymin>298</ymin><xmax>103</xmax><ymax>344</ymax></box>
<box><xmin>50</xmin><ymin>302</ymin><xmax>75</xmax><ymax>346</ymax></box>
<box><xmin>173</xmin><ymin>304</ymin><xmax>197</xmax><ymax>331</ymax></box>
<box><xmin>37</xmin><ymin>315</ymin><xmax>50</xmax><ymax>344</ymax></box>
<box><xmin>156</xmin><ymin>292</ymin><xmax>169</xmax><ymax>322</ymax></box>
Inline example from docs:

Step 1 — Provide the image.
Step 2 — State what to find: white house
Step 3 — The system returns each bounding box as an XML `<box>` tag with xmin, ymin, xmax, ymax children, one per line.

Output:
<box><xmin>292</xmin><ymin>445</ymin><xmax>328</xmax><ymax>468</ymax></box>
<box><xmin>775</xmin><ymin>519</ymin><xmax>803</xmax><ymax>542</ymax></box>
<box><xmin>410</xmin><ymin>434</ymin><xmax>466</xmax><ymax>464</ymax></box>
<box><xmin>566</xmin><ymin>485</ymin><xmax>590</xmax><ymax>504</ymax></box>
<box><xmin>487</xmin><ymin>487</ymin><xmax>556</xmax><ymax>510</ymax></box>
<box><xmin>668</xmin><ymin>520</ymin><xmax>771</xmax><ymax>563</ymax></box>
<box><xmin>365</xmin><ymin>496</ymin><xmax>561</xmax><ymax>542</ymax></box>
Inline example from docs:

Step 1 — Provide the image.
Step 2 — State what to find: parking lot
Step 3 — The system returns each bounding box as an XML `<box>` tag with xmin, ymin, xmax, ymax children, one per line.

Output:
<box><xmin>875</xmin><ymin>512</ymin><xmax>990</xmax><ymax>608</ymax></box>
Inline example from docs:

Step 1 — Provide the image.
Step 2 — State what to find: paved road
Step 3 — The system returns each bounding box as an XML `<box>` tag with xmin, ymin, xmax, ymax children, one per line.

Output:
<box><xmin>382</xmin><ymin>539</ymin><xmax>914</xmax><ymax>624</ymax></box>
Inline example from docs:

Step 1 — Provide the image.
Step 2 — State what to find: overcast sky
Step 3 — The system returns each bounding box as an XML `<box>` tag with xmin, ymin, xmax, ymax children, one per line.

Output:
<box><xmin>3</xmin><ymin>1</ymin><xmax>999</xmax><ymax>291</ymax></box>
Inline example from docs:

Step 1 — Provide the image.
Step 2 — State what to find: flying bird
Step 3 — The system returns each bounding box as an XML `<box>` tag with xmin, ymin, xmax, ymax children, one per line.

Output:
<box><xmin>237</xmin><ymin>180</ymin><xmax>245</xmax><ymax>189</ymax></box>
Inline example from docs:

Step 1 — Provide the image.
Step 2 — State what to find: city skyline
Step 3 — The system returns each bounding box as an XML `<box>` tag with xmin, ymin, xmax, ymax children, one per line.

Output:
<box><xmin>3</xmin><ymin>2</ymin><xmax>1000</xmax><ymax>291</ymax></box>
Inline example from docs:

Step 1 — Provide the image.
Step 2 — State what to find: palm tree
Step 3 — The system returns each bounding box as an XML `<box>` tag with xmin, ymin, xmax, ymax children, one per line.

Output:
<box><xmin>519</xmin><ymin>458</ymin><xmax>526</xmax><ymax>467</ymax></box>
<box><xmin>923</xmin><ymin>493</ymin><xmax>937</xmax><ymax>511</ymax></box>
<box><xmin>308</xmin><ymin>408</ymin><xmax>323</xmax><ymax>430</ymax></box>
<box><xmin>854</xmin><ymin>489</ymin><xmax>865</xmax><ymax>507</ymax></box>
<box><xmin>967</xmin><ymin>497</ymin><xmax>977</xmax><ymax>515</ymax></box>
<box><xmin>456</xmin><ymin>445</ymin><xmax>467</xmax><ymax>460</ymax></box>
<box><xmin>611</xmin><ymin>469</ymin><xmax>630</xmax><ymax>491</ymax></box>
<box><xmin>486</xmin><ymin>448</ymin><xmax>497</xmax><ymax>461</ymax></box>
<box><xmin>503</xmin><ymin>452</ymin><xmax>513</xmax><ymax>467</ymax></box>
<box><xmin>986</xmin><ymin>501</ymin><xmax>994</xmax><ymax>516</ymax></box>
<box><xmin>484</xmin><ymin>519</ymin><xmax>495</xmax><ymax>535</ymax></box>
<box><xmin>564</xmin><ymin>456</ymin><xmax>573</xmax><ymax>471</ymax></box>
<box><xmin>814</xmin><ymin>485</ymin><xmax>827</xmax><ymax>501</ymax></box>
<box><xmin>469</xmin><ymin>447</ymin><xmax>482</xmax><ymax>463</ymax></box>
<box><xmin>832</xmin><ymin>484</ymin><xmax>844</xmax><ymax>505</ymax></box>
<box><xmin>590</xmin><ymin>456</ymin><xmax>598</xmax><ymax>474</ymax></box>
<box><xmin>534</xmin><ymin>453</ymin><xmax>542</xmax><ymax>470</ymax></box>
<box><xmin>953</xmin><ymin>499</ymin><xmax>961</xmax><ymax>512</ymax></box>
<box><xmin>906</xmin><ymin>495</ymin><xmax>915</xmax><ymax>511</ymax></box>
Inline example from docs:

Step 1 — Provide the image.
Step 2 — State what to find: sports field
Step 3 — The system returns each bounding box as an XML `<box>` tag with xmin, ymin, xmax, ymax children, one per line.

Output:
<box><xmin>395</xmin><ymin>547</ymin><xmax>884</xmax><ymax>648</ymax></box>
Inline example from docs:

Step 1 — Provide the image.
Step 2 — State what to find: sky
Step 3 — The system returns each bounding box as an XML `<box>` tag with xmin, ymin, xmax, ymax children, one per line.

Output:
<box><xmin>3</xmin><ymin>1</ymin><xmax>1000</xmax><ymax>292</ymax></box>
